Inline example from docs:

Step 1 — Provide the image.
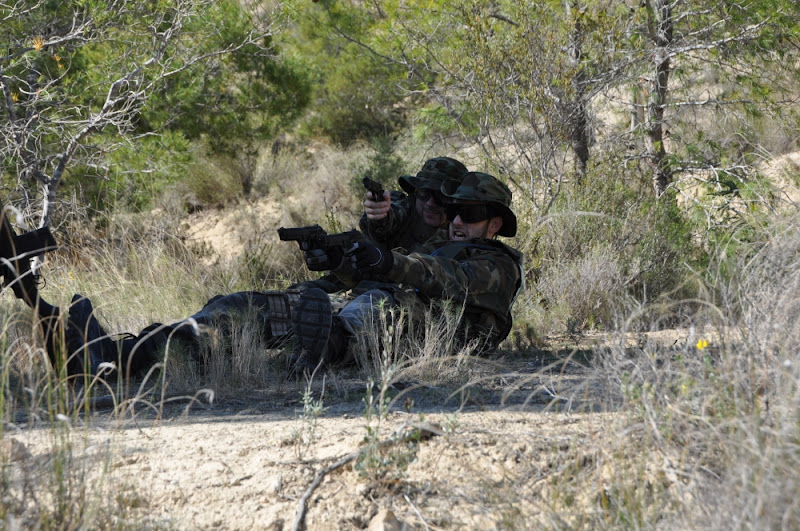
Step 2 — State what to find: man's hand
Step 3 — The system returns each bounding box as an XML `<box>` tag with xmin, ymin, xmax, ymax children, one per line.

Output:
<box><xmin>346</xmin><ymin>242</ymin><xmax>393</xmax><ymax>275</ymax></box>
<box><xmin>303</xmin><ymin>247</ymin><xmax>344</xmax><ymax>271</ymax></box>
<box><xmin>363</xmin><ymin>191</ymin><xmax>391</xmax><ymax>221</ymax></box>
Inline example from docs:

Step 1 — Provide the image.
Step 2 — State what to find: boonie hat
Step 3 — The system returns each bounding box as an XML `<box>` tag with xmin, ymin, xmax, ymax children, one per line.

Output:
<box><xmin>398</xmin><ymin>157</ymin><xmax>468</xmax><ymax>196</ymax></box>
<box><xmin>440</xmin><ymin>171</ymin><xmax>517</xmax><ymax>237</ymax></box>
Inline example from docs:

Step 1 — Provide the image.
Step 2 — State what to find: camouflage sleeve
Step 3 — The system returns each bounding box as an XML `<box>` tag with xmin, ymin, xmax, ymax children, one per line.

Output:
<box><xmin>327</xmin><ymin>261</ymin><xmax>364</xmax><ymax>290</ymax></box>
<box><xmin>385</xmin><ymin>247</ymin><xmax>521</xmax><ymax>317</ymax></box>
<box><xmin>358</xmin><ymin>192</ymin><xmax>412</xmax><ymax>245</ymax></box>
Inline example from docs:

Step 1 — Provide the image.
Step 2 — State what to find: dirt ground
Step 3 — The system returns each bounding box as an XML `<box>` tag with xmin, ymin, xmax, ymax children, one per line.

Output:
<box><xmin>7</xmin><ymin>346</ymin><xmax>624</xmax><ymax>530</ymax></box>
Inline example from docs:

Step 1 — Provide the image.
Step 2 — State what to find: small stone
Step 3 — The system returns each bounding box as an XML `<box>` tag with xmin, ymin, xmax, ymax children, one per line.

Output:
<box><xmin>1</xmin><ymin>438</ymin><xmax>31</xmax><ymax>462</ymax></box>
<box><xmin>268</xmin><ymin>475</ymin><xmax>282</xmax><ymax>495</ymax></box>
<box><xmin>368</xmin><ymin>508</ymin><xmax>406</xmax><ymax>531</ymax></box>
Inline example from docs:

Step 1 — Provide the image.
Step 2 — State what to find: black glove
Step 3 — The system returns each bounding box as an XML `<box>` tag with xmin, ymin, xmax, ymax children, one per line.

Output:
<box><xmin>346</xmin><ymin>242</ymin><xmax>393</xmax><ymax>275</ymax></box>
<box><xmin>302</xmin><ymin>247</ymin><xmax>343</xmax><ymax>271</ymax></box>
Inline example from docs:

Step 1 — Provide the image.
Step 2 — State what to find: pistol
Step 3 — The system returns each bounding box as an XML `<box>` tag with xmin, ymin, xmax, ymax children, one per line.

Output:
<box><xmin>277</xmin><ymin>224</ymin><xmax>327</xmax><ymax>250</ymax></box>
<box><xmin>362</xmin><ymin>176</ymin><xmax>386</xmax><ymax>202</ymax></box>
<box><xmin>278</xmin><ymin>225</ymin><xmax>364</xmax><ymax>252</ymax></box>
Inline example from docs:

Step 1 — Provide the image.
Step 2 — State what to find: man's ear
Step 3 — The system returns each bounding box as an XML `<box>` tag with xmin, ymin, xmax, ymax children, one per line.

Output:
<box><xmin>488</xmin><ymin>216</ymin><xmax>503</xmax><ymax>238</ymax></box>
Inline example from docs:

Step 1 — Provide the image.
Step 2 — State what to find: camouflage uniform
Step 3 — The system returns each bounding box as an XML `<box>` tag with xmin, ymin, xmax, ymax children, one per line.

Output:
<box><xmin>358</xmin><ymin>156</ymin><xmax>468</xmax><ymax>252</ymax></box>
<box><xmin>383</xmin><ymin>238</ymin><xmax>523</xmax><ymax>347</ymax></box>
<box><xmin>333</xmin><ymin>171</ymin><xmax>523</xmax><ymax>350</ymax></box>
<box><xmin>294</xmin><ymin>156</ymin><xmax>467</xmax><ymax>294</ymax></box>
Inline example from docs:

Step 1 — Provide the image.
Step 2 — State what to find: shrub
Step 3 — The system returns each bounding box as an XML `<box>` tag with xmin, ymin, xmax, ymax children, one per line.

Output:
<box><xmin>530</xmin><ymin>165</ymin><xmax>699</xmax><ymax>333</ymax></box>
<box><xmin>591</xmin><ymin>212</ymin><xmax>800</xmax><ymax>529</ymax></box>
<box><xmin>347</xmin><ymin>135</ymin><xmax>408</xmax><ymax>198</ymax></box>
<box><xmin>537</xmin><ymin>244</ymin><xmax>625</xmax><ymax>330</ymax></box>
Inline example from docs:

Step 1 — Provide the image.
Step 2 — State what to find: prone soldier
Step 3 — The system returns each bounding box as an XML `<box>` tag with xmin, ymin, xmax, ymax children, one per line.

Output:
<box><xmin>289</xmin><ymin>171</ymin><xmax>524</xmax><ymax>373</ymax></box>
<box><xmin>60</xmin><ymin>171</ymin><xmax>522</xmax><ymax>379</ymax></box>
<box><xmin>27</xmin><ymin>163</ymin><xmax>516</xmax><ymax>382</ymax></box>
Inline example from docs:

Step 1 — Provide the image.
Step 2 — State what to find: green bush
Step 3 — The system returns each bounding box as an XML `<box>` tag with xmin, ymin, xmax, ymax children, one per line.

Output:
<box><xmin>284</xmin><ymin>0</ymin><xmax>415</xmax><ymax>146</ymax></box>
<box><xmin>59</xmin><ymin>131</ymin><xmax>193</xmax><ymax>213</ymax></box>
<box><xmin>532</xmin><ymin>165</ymin><xmax>699</xmax><ymax>332</ymax></box>
<box><xmin>347</xmin><ymin>136</ymin><xmax>408</xmax><ymax>197</ymax></box>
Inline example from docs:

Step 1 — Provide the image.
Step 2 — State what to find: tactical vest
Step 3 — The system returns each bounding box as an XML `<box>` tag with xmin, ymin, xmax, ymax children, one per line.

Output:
<box><xmin>429</xmin><ymin>240</ymin><xmax>525</xmax><ymax>346</ymax></box>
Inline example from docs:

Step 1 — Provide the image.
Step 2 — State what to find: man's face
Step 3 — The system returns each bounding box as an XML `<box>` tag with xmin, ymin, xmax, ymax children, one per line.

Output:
<box><xmin>446</xmin><ymin>201</ymin><xmax>500</xmax><ymax>240</ymax></box>
<box><xmin>414</xmin><ymin>188</ymin><xmax>448</xmax><ymax>228</ymax></box>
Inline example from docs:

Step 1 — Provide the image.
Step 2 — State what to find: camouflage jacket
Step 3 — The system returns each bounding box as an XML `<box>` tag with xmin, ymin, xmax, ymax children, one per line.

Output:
<box><xmin>335</xmin><ymin>238</ymin><xmax>523</xmax><ymax>348</ymax></box>
<box><xmin>298</xmin><ymin>192</ymin><xmax>440</xmax><ymax>294</ymax></box>
<box><xmin>388</xmin><ymin>238</ymin><xmax>523</xmax><ymax>347</ymax></box>
<box><xmin>358</xmin><ymin>192</ymin><xmax>440</xmax><ymax>252</ymax></box>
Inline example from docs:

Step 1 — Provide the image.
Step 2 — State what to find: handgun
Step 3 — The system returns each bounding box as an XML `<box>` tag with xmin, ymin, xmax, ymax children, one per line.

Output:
<box><xmin>362</xmin><ymin>176</ymin><xmax>386</xmax><ymax>202</ymax></box>
<box><xmin>278</xmin><ymin>224</ymin><xmax>364</xmax><ymax>252</ymax></box>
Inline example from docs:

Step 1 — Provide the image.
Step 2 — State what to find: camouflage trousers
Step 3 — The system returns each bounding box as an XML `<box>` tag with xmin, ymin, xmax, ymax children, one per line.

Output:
<box><xmin>147</xmin><ymin>284</ymin><xmax>428</xmax><ymax>366</ymax></box>
<box><xmin>180</xmin><ymin>287</ymin><xmax>399</xmax><ymax>337</ymax></box>
<box><xmin>161</xmin><ymin>290</ymin><xmax>298</xmax><ymax>347</ymax></box>
<box><xmin>163</xmin><ymin>288</ymin><xmax>354</xmax><ymax>344</ymax></box>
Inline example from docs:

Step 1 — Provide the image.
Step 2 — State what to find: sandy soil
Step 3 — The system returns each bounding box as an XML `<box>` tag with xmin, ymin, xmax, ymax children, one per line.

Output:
<box><xmin>179</xmin><ymin>198</ymin><xmax>287</xmax><ymax>263</ymax></box>
<box><xmin>96</xmin><ymin>406</ymin><xmax>608</xmax><ymax>530</ymax></box>
<box><xmin>7</xmin><ymin>349</ymin><xmax>620</xmax><ymax>530</ymax></box>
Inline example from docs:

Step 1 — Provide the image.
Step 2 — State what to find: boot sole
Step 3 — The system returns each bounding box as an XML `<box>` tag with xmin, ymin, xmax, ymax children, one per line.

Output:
<box><xmin>290</xmin><ymin>287</ymin><xmax>332</xmax><ymax>371</ymax></box>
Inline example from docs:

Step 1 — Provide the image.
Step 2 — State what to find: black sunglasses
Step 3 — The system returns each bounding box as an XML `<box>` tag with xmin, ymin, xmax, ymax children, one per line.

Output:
<box><xmin>445</xmin><ymin>204</ymin><xmax>492</xmax><ymax>223</ymax></box>
<box><xmin>415</xmin><ymin>189</ymin><xmax>447</xmax><ymax>206</ymax></box>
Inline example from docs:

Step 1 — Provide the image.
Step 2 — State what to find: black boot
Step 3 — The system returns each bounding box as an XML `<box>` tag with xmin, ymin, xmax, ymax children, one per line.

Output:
<box><xmin>325</xmin><ymin>316</ymin><xmax>351</xmax><ymax>365</ymax></box>
<box><xmin>288</xmin><ymin>288</ymin><xmax>353</xmax><ymax>377</ymax></box>
<box><xmin>288</xmin><ymin>287</ymin><xmax>333</xmax><ymax>377</ymax></box>
<box><xmin>117</xmin><ymin>323</ymin><xmax>168</xmax><ymax>377</ymax></box>
<box><xmin>64</xmin><ymin>294</ymin><xmax>116</xmax><ymax>377</ymax></box>
<box><xmin>118</xmin><ymin>321</ymin><xmax>204</xmax><ymax>377</ymax></box>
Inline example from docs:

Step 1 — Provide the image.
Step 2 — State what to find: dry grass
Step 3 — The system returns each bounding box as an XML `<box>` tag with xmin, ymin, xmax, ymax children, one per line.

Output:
<box><xmin>350</xmin><ymin>298</ymin><xmax>483</xmax><ymax>387</ymax></box>
<box><xmin>0</xmin><ymin>309</ymin><xmax>154</xmax><ymax>528</ymax></box>
<box><xmin>566</xmin><ymin>212</ymin><xmax>800</xmax><ymax>529</ymax></box>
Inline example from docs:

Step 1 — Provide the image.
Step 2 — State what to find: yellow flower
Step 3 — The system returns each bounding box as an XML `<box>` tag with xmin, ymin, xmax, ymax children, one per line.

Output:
<box><xmin>33</xmin><ymin>36</ymin><xmax>44</xmax><ymax>51</ymax></box>
<box><xmin>11</xmin><ymin>92</ymin><xmax>19</xmax><ymax>102</ymax></box>
<box><xmin>696</xmin><ymin>339</ymin><xmax>709</xmax><ymax>350</ymax></box>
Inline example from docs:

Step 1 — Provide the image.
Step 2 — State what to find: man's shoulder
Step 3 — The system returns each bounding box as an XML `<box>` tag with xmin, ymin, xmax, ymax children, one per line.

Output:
<box><xmin>387</xmin><ymin>191</ymin><xmax>413</xmax><ymax>212</ymax></box>
<box><xmin>425</xmin><ymin>238</ymin><xmax>521</xmax><ymax>261</ymax></box>
<box><xmin>472</xmin><ymin>240</ymin><xmax>523</xmax><ymax>268</ymax></box>
<box><xmin>389</xmin><ymin>190</ymin><xmax>410</xmax><ymax>203</ymax></box>
<box><xmin>482</xmin><ymin>238</ymin><xmax>523</xmax><ymax>262</ymax></box>
<box><xmin>438</xmin><ymin>238</ymin><xmax>522</xmax><ymax>258</ymax></box>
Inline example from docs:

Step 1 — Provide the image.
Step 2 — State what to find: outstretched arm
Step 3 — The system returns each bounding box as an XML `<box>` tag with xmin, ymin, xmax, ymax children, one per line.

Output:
<box><xmin>386</xmin><ymin>248</ymin><xmax>520</xmax><ymax>312</ymax></box>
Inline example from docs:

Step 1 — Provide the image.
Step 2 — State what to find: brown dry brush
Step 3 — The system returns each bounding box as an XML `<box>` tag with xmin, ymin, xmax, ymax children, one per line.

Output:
<box><xmin>351</xmin><ymin>298</ymin><xmax>482</xmax><ymax>387</ymax></box>
<box><xmin>585</xmin><ymin>215</ymin><xmax>800</xmax><ymax>528</ymax></box>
